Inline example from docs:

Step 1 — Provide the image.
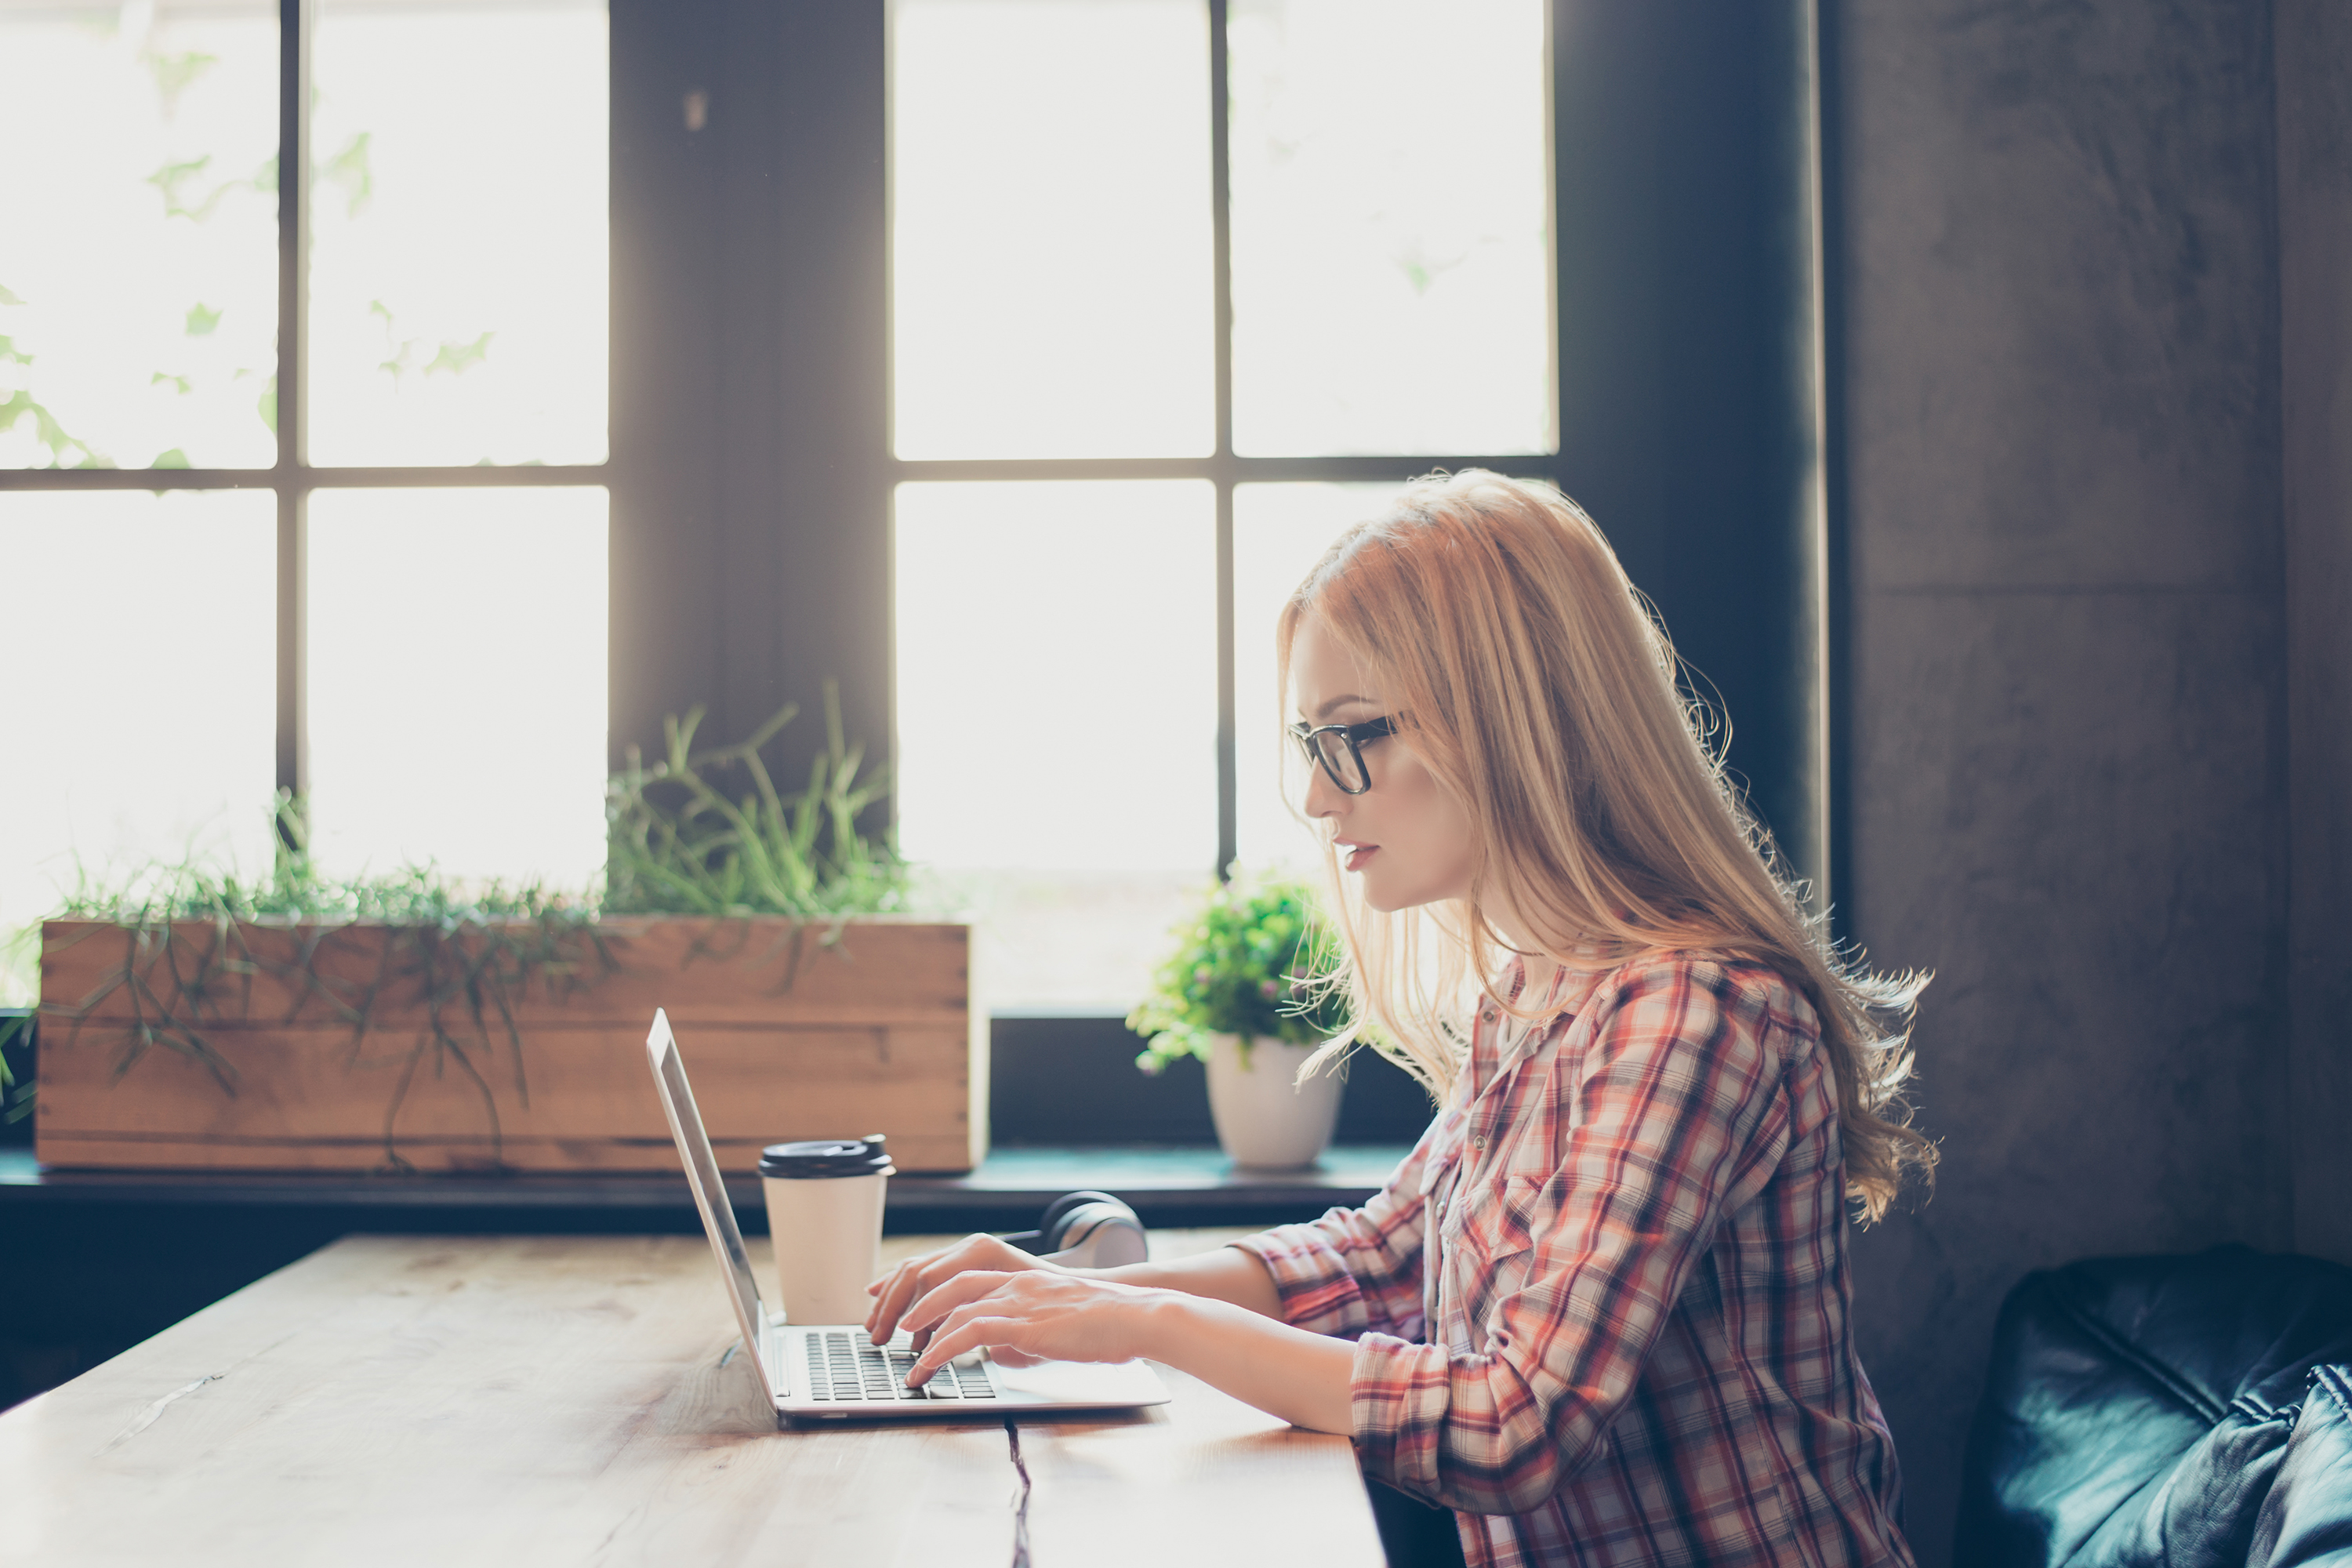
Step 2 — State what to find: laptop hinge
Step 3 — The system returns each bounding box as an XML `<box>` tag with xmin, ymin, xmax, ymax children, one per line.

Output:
<box><xmin>764</xmin><ymin>1319</ymin><xmax>793</xmax><ymax>1401</ymax></box>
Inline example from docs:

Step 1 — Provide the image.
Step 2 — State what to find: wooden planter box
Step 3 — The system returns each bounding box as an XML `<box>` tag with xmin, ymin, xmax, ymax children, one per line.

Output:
<box><xmin>33</xmin><ymin>916</ymin><xmax>983</xmax><ymax>1175</ymax></box>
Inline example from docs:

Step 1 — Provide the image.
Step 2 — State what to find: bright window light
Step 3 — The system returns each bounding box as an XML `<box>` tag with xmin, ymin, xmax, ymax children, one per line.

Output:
<box><xmin>304</xmin><ymin>487</ymin><xmax>608</xmax><ymax>890</ymax></box>
<box><xmin>0</xmin><ymin>1</ymin><xmax>279</xmax><ymax>470</ymax></box>
<box><xmin>1229</xmin><ymin>0</ymin><xmax>1555</xmax><ymax>457</ymax></box>
<box><xmin>891</xmin><ymin>0</ymin><xmax>1214</xmax><ymax>461</ymax></box>
<box><xmin>0</xmin><ymin>491</ymin><xmax>278</xmax><ymax>956</ymax></box>
<box><xmin>307</xmin><ymin>0</ymin><xmax>608</xmax><ymax>466</ymax></box>
<box><xmin>895</xmin><ymin>479</ymin><xmax>1216</xmax><ymax>1008</ymax></box>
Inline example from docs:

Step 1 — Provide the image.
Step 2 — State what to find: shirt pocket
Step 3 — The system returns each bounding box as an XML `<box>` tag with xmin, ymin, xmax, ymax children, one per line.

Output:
<box><xmin>1445</xmin><ymin>1173</ymin><xmax>1555</xmax><ymax>1332</ymax></box>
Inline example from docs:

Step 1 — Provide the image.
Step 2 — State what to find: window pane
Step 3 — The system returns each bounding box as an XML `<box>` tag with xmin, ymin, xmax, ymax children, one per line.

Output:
<box><xmin>891</xmin><ymin>0</ymin><xmax>1213</xmax><ymax>460</ymax></box>
<box><xmin>305</xmin><ymin>487</ymin><xmax>607</xmax><ymax>887</ymax></box>
<box><xmin>1232</xmin><ymin>482</ymin><xmax>1393</xmax><ymax>872</ymax></box>
<box><xmin>306</xmin><ymin>0</ymin><xmax>608</xmax><ymax>466</ymax></box>
<box><xmin>1229</xmin><ymin>0</ymin><xmax>1554</xmax><ymax>457</ymax></box>
<box><xmin>895</xmin><ymin>480</ymin><xmax>1215</xmax><ymax>1009</ymax></box>
<box><xmin>0</xmin><ymin>492</ymin><xmax>278</xmax><ymax>964</ymax></box>
<box><xmin>0</xmin><ymin>2</ymin><xmax>278</xmax><ymax>470</ymax></box>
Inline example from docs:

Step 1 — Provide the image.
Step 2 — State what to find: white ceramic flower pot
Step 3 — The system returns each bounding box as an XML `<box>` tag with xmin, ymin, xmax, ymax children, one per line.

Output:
<box><xmin>1205</xmin><ymin>1034</ymin><xmax>1343</xmax><ymax>1171</ymax></box>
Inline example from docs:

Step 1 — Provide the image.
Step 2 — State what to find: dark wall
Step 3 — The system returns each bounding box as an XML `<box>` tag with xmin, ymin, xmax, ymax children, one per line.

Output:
<box><xmin>2276</xmin><ymin>0</ymin><xmax>2352</xmax><ymax>1270</ymax></box>
<box><xmin>1553</xmin><ymin>0</ymin><xmax>1828</xmax><ymax>891</ymax></box>
<box><xmin>987</xmin><ymin>1015</ymin><xmax>1436</xmax><ymax>1145</ymax></box>
<box><xmin>615</xmin><ymin>0</ymin><xmax>1834</xmax><ymax>893</ymax></box>
<box><xmin>610</xmin><ymin>0</ymin><xmax>890</xmax><ymax>785</ymax></box>
<box><xmin>1824</xmin><ymin>3</ymin><xmax>2351</xmax><ymax>1562</ymax></box>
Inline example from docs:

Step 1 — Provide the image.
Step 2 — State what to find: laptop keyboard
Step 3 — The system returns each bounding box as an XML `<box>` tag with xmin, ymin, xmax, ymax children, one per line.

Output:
<box><xmin>806</xmin><ymin>1330</ymin><xmax>996</xmax><ymax>1403</ymax></box>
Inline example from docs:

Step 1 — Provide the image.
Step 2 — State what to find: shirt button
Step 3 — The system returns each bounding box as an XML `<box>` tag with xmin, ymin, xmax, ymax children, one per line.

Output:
<box><xmin>1471</xmin><ymin>1135</ymin><xmax>1486</xmax><ymax>1151</ymax></box>
<box><xmin>1480</xmin><ymin>1009</ymin><xmax>1496</xmax><ymax>1023</ymax></box>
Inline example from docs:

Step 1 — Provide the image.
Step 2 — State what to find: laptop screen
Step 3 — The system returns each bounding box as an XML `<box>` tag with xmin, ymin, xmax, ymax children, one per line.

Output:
<box><xmin>646</xmin><ymin>1011</ymin><xmax>771</xmax><ymax>1377</ymax></box>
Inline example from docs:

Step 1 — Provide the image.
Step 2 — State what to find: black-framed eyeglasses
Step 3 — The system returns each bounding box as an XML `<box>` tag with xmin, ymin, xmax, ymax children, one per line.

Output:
<box><xmin>1287</xmin><ymin>716</ymin><xmax>1397</xmax><ymax>796</ymax></box>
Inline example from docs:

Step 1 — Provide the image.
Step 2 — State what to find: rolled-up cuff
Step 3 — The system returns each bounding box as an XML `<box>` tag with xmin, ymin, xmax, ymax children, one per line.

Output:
<box><xmin>1228</xmin><ymin>1223</ymin><xmax>1374</xmax><ymax>1337</ymax></box>
<box><xmin>1350</xmin><ymin>1331</ymin><xmax>1453</xmax><ymax>1495</ymax></box>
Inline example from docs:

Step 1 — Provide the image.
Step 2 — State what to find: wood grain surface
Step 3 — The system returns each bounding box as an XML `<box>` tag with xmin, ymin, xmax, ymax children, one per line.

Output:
<box><xmin>40</xmin><ymin>918</ymin><xmax>974</xmax><ymax>1025</ymax></box>
<box><xmin>36</xmin><ymin>919</ymin><xmax>985</xmax><ymax>1174</ymax></box>
<box><xmin>0</xmin><ymin>1231</ymin><xmax>1382</xmax><ymax>1568</ymax></box>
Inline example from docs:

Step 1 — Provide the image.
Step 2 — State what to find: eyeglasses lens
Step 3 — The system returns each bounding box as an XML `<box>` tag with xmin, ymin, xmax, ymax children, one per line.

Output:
<box><xmin>1313</xmin><ymin>730</ymin><xmax>1369</xmax><ymax>793</ymax></box>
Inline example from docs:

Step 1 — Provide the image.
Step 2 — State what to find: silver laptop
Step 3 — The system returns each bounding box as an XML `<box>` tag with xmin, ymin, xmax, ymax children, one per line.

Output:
<box><xmin>645</xmin><ymin>1008</ymin><xmax>1170</xmax><ymax>1425</ymax></box>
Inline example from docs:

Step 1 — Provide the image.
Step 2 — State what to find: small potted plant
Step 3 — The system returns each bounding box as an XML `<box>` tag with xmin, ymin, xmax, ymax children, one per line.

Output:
<box><xmin>1127</xmin><ymin>876</ymin><xmax>1348</xmax><ymax>1171</ymax></box>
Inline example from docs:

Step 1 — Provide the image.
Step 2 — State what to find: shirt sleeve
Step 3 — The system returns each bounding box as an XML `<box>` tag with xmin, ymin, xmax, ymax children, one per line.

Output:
<box><xmin>1350</xmin><ymin>961</ymin><xmax>1800</xmax><ymax>1515</ymax></box>
<box><xmin>1228</xmin><ymin>1116</ymin><xmax>1444</xmax><ymax>1343</ymax></box>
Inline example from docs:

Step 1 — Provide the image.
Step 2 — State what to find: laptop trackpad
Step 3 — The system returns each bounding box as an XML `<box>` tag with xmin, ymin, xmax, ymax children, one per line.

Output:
<box><xmin>989</xmin><ymin>1358</ymin><xmax>1168</xmax><ymax>1408</ymax></box>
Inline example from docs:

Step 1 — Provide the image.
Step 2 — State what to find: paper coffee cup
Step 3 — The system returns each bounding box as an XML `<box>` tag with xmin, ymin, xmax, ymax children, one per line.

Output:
<box><xmin>759</xmin><ymin>1134</ymin><xmax>892</xmax><ymax>1324</ymax></box>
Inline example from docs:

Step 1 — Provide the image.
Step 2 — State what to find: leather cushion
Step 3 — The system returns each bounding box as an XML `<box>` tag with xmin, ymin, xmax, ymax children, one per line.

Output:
<box><xmin>1955</xmin><ymin>1247</ymin><xmax>2352</xmax><ymax>1568</ymax></box>
<box><xmin>2252</xmin><ymin>1365</ymin><xmax>2352</xmax><ymax>1568</ymax></box>
<box><xmin>2067</xmin><ymin>1396</ymin><xmax>2296</xmax><ymax>1568</ymax></box>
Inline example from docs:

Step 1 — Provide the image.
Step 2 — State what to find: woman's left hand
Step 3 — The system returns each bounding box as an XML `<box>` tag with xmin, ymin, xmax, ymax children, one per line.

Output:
<box><xmin>898</xmin><ymin>1269</ymin><xmax>1171</xmax><ymax>1387</ymax></box>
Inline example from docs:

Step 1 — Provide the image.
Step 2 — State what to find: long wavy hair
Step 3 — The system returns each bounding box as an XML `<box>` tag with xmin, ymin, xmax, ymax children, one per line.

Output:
<box><xmin>1279</xmin><ymin>470</ymin><xmax>1933</xmax><ymax>1221</ymax></box>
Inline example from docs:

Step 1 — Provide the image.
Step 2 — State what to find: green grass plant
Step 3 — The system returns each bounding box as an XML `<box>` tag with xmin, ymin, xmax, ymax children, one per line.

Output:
<box><xmin>14</xmin><ymin>691</ymin><xmax>912</xmax><ymax>1166</ymax></box>
<box><xmin>38</xmin><ymin>794</ymin><xmax>608</xmax><ymax>1167</ymax></box>
<box><xmin>604</xmin><ymin>683</ymin><xmax>909</xmax><ymax>921</ymax></box>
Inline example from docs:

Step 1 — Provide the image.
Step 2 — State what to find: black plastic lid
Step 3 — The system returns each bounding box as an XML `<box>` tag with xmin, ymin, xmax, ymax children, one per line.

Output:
<box><xmin>758</xmin><ymin>1134</ymin><xmax>891</xmax><ymax>1178</ymax></box>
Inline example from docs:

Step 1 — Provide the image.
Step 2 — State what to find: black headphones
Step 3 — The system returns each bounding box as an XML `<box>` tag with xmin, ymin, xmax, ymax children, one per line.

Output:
<box><xmin>1000</xmin><ymin>1189</ymin><xmax>1149</xmax><ymax>1269</ymax></box>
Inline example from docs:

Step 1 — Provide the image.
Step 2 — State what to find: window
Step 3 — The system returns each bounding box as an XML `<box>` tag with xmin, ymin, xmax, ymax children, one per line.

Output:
<box><xmin>887</xmin><ymin>0</ymin><xmax>1558</xmax><ymax>1011</ymax></box>
<box><xmin>0</xmin><ymin>0</ymin><xmax>611</xmax><ymax>987</ymax></box>
<box><xmin>4</xmin><ymin>0</ymin><xmax>1827</xmax><ymax>1154</ymax></box>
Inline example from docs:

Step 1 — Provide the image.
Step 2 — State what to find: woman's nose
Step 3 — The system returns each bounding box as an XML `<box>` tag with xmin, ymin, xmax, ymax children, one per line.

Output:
<box><xmin>1301</xmin><ymin>760</ymin><xmax>1345</xmax><ymax>820</ymax></box>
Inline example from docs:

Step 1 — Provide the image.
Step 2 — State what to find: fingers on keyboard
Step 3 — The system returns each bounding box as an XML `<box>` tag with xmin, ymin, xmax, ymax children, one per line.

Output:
<box><xmin>810</xmin><ymin>1330</ymin><xmax>993</xmax><ymax>1402</ymax></box>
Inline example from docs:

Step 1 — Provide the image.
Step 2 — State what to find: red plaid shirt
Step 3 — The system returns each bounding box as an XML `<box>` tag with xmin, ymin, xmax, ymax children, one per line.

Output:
<box><xmin>1233</xmin><ymin>954</ymin><xmax>1913</xmax><ymax>1568</ymax></box>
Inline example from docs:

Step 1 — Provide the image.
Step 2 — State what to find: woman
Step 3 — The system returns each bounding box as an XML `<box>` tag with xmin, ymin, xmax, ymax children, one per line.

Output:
<box><xmin>866</xmin><ymin>470</ymin><xmax>1933</xmax><ymax>1568</ymax></box>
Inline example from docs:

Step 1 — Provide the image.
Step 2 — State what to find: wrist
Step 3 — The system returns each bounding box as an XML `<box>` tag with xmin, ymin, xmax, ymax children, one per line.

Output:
<box><xmin>1127</xmin><ymin>1285</ymin><xmax>1210</xmax><ymax>1359</ymax></box>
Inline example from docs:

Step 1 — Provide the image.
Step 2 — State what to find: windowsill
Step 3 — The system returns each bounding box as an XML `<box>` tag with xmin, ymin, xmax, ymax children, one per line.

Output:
<box><xmin>0</xmin><ymin>1144</ymin><xmax>1409</xmax><ymax>1229</ymax></box>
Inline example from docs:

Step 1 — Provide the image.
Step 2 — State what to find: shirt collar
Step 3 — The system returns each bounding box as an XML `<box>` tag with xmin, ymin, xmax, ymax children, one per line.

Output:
<box><xmin>1486</xmin><ymin>953</ymin><xmax>1611</xmax><ymax>1073</ymax></box>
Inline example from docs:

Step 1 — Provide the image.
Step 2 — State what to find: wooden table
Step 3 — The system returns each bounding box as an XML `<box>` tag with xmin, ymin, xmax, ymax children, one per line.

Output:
<box><xmin>0</xmin><ymin>1231</ymin><xmax>1385</xmax><ymax>1567</ymax></box>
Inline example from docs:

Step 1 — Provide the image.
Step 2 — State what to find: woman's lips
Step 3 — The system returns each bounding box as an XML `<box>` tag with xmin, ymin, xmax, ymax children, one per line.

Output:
<box><xmin>1342</xmin><ymin>843</ymin><xmax>1378</xmax><ymax>872</ymax></box>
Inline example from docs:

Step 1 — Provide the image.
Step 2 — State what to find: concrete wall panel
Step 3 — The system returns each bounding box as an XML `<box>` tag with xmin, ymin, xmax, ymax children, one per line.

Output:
<box><xmin>1840</xmin><ymin>2</ymin><xmax>2278</xmax><ymax>593</ymax></box>
<box><xmin>2276</xmin><ymin>0</ymin><xmax>2352</xmax><ymax>1269</ymax></box>
<box><xmin>1830</xmin><ymin>2</ymin><xmax>2289</xmax><ymax>1560</ymax></box>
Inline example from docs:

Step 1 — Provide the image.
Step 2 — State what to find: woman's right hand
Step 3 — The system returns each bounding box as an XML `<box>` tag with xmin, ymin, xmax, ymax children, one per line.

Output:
<box><xmin>864</xmin><ymin>1232</ymin><xmax>1067</xmax><ymax>1348</ymax></box>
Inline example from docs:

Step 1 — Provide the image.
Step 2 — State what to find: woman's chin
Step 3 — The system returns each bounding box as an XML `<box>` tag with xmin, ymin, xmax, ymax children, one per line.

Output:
<box><xmin>1354</xmin><ymin>864</ymin><xmax>1482</xmax><ymax>913</ymax></box>
<box><xmin>1356</xmin><ymin>875</ymin><xmax>1428</xmax><ymax>915</ymax></box>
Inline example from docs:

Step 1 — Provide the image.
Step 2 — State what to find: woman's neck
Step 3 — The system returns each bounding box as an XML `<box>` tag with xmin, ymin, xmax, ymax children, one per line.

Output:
<box><xmin>1484</xmin><ymin>908</ymin><xmax>1565</xmax><ymax>1008</ymax></box>
<box><xmin>1515</xmin><ymin>953</ymin><xmax>1564</xmax><ymax>1009</ymax></box>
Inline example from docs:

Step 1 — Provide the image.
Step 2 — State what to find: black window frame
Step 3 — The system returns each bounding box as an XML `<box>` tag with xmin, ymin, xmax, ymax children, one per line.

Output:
<box><xmin>5</xmin><ymin>0</ymin><xmax>1833</xmax><ymax>976</ymax></box>
<box><xmin>608</xmin><ymin>0</ymin><xmax>1835</xmax><ymax>944</ymax></box>
<box><xmin>885</xmin><ymin>0</ymin><xmax>1571</xmax><ymax>878</ymax></box>
<box><xmin>0</xmin><ymin>0</ymin><xmax>611</xmax><ymax>821</ymax></box>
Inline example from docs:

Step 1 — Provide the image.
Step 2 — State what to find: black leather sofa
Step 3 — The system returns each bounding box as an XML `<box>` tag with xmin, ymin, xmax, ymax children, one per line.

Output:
<box><xmin>1956</xmin><ymin>1245</ymin><xmax>2352</xmax><ymax>1567</ymax></box>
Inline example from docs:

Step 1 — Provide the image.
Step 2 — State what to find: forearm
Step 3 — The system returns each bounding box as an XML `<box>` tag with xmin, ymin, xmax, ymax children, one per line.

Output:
<box><xmin>895</xmin><ymin>1260</ymin><xmax>1356</xmax><ymax>1432</ymax></box>
<box><xmin>1136</xmin><ymin>1291</ymin><xmax>1356</xmax><ymax>1434</ymax></box>
<box><xmin>1088</xmin><ymin>1244</ymin><xmax>1284</xmax><ymax>1319</ymax></box>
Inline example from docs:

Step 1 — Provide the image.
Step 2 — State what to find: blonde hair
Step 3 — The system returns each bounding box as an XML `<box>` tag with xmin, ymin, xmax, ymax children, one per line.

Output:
<box><xmin>1279</xmin><ymin>470</ymin><xmax>1933</xmax><ymax>1221</ymax></box>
